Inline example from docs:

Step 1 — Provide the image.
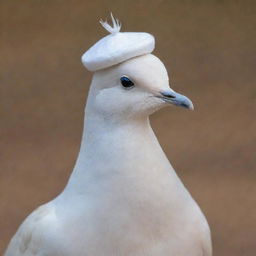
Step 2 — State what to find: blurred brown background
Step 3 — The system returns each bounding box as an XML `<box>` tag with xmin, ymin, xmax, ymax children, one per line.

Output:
<box><xmin>1</xmin><ymin>0</ymin><xmax>255</xmax><ymax>255</ymax></box>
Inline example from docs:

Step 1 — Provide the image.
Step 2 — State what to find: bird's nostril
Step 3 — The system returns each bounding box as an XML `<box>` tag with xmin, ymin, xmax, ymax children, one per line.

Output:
<box><xmin>166</xmin><ymin>94</ymin><xmax>176</xmax><ymax>99</ymax></box>
<box><xmin>161</xmin><ymin>92</ymin><xmax>176</xmax><ymax>99</ymax></box>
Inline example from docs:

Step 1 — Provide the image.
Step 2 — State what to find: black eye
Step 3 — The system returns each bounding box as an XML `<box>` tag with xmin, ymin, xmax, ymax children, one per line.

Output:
<box><xmin>120</xmin><ymin>76</ymin><xmax>134</xmax><ymax>89</ymax></box>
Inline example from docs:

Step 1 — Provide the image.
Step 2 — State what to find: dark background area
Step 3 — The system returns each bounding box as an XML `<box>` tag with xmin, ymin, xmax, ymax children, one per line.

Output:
<box><xmin>1</xmin><ymin>0</ymin><xmax>255</xmax><ymax>255</ymax></box>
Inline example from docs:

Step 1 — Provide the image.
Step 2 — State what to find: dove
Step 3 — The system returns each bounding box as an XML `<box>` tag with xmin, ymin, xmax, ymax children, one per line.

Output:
<box><xmin>5</xmin><ymin>14</ymin><xmax>212</xmax><ymax>256</ymax></box>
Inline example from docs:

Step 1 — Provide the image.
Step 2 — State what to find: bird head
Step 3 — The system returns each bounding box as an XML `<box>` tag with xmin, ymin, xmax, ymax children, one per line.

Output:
<box><xmin>89</xmin><ymin>53</ymin><xmax>193</xmax><ymax>119</ymax></box>
<box><xmin>82</xmin><ymin>14</ymin><xmax>193</xmax><ymax>120</ymax></box>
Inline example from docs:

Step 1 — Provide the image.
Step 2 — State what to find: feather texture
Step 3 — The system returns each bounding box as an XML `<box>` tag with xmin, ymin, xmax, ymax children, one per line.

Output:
<box><xmin>100</xmin><ymin>13</ymin><xmax>121</xmax><ymax>34</ymax></box>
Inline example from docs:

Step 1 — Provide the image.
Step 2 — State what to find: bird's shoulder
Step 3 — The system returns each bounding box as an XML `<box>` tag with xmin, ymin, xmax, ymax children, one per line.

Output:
<box><xmin>201</xmin><ymin>220</ymin><xmax>212</xmax><ymax>256</ymax></box>
<box><xmin>5</xmin><ymin>203</ymin><xmax>57</xmax><ymax>256</ymax></box>
<box><xmin>195</xmin><ymin>210</ymin><xmax>212</xmax><ymax>256</ymax></box>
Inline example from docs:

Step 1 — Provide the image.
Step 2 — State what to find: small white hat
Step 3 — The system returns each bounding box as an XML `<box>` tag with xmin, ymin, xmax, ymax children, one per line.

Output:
<box><xmin>82</xmin><ymin>14</ymin><xmax>155</xmax><ymax>72</ymax></box>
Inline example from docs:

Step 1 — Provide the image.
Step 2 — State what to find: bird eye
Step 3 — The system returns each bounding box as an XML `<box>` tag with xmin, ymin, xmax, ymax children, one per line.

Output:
<box><xmin>120</xmin><ymin>76</ymin><xmax>134</xmax><ymax>89</ymax></box>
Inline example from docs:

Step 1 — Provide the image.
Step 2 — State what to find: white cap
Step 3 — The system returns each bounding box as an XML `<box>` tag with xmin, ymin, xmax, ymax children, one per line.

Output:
<box><xmin>81</xmin><ymin>14</ymin><xmax>155</xmax><ymax>72</ymax></box>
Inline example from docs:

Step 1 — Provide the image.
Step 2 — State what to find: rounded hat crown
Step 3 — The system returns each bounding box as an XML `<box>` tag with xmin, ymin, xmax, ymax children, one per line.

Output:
<box><xmin>81</xmin><ymin>14</ymin><xmax>155</xmax><ymax>72</ymax></box>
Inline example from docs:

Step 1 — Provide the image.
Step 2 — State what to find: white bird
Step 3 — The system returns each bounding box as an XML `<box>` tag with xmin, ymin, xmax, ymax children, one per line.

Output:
<box><xmin>5</xmin><ymin>15</ymin><xmax>212</xmax><ymax>256</ymax></box>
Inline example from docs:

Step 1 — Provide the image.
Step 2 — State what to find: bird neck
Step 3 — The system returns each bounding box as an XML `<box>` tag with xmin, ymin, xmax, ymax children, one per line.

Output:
<box><xmin>63</xmin><ymin>84</ymin><xmax>170</xmax><ymax>195</ymax></box>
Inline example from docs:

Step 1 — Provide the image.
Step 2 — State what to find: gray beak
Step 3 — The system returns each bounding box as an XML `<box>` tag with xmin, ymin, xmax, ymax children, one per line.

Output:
<box><xmin>159</xmin><ymin>90</ymin><xmax>194</xmax><ymax>110</ymax></box>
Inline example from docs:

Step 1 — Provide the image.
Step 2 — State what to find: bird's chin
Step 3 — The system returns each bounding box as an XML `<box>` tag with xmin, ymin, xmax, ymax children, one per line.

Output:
<box><xmin>143</xmin><ymin>102</ymin><xmax>167</xmax><ymax>116</ymax></box>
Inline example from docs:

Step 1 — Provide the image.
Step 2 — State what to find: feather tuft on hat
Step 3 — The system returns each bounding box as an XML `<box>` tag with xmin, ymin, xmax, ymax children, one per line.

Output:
<box><xmin>100</xmin><ymin>13</ymin><xmax>121</xmax><ymax>34</ymax></box>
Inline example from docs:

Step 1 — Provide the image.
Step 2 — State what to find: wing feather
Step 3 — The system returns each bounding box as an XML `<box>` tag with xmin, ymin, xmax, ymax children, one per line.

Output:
<box><xmin>5</xmin><ymin>204</ymin><xmax>55</xmax><ymax>256</ymax></box>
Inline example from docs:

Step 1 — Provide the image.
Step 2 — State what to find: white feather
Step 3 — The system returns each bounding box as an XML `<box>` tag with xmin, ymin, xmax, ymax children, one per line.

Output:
<box><xmin>100</xmin><ymin>13</ymin><xmax>121</xmax><ymax>34</ymax></box>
